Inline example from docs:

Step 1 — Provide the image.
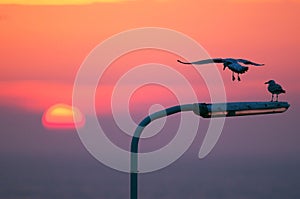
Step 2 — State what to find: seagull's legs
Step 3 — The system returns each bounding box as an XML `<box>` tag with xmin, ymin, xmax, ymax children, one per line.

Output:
<box><xmin>276</xmin><ymin>94</ymin><xmax>278</xmax><ymax>102</ymax></box>
<box><xmin>237</xmin><ymin>74</ymin><xmax>241</xmax><ymax>81</ymax></box>
<box><xmin>232</xmin><ymin>72</ymin><xmax>235</xmax><ymax>81</ymax></box>
<box><xmin>271</xmin><ymin>94</ymin><xmax>274</xmax><ymax>102</ymax></box>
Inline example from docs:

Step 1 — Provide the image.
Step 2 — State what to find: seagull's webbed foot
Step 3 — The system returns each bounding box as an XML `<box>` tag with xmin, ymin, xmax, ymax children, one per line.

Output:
<box><xmin>237</xmin><ymin>75</ymin><xmax>241</xmax><ymax>81</ymax></box>
<box><xmin>232</xmin><ymin>73</ymin><xmax>235</xmax><ymax>81</ymax></box>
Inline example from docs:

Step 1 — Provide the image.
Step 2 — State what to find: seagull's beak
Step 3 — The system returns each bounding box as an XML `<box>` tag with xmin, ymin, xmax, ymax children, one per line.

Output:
<box><xmin>264</xmin><ymin>81</ymin><xmax>269</xmax><ymax>84</ymax></box>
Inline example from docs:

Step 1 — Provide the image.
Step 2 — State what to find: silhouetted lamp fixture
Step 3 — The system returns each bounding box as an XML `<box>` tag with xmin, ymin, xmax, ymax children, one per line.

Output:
<box><xmin>131</xmin><ymin>101</ymin><xmax>290</xmax><ymax>199</ymax></box>
<box><xmin>193</xmin><ymin>101</ymin><xmax>290</xmax><ymax>118</ymax></box>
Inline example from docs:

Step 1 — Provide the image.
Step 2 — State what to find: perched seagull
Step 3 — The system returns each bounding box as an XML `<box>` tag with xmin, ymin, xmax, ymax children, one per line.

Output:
<box><xmin>177</xmin><ymin>58</ymin><xmax>264</xmax><ymax>81</ymax></box>
<box><xmin>265</xmin><ymin>80</ymin><xmax>286</xmax><ymax>102</ymax></box>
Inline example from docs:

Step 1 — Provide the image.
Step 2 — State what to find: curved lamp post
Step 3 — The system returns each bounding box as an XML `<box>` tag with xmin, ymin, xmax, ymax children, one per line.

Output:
<box><xmin>130</xmin><ymin>101</ymin><xmax>290</xmax><ymax>199</ymax></box>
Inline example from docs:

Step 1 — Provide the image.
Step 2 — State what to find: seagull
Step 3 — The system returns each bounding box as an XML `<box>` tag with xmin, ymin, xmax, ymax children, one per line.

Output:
<box><xmin>177</xmin><ymin>58</ymin><xmax>264</xmax><ymax>81</ymax></box>
<box><xmin>265</xmin><ymin>80</ymin><xmax>286</xmax><ymax>102</ymax></box>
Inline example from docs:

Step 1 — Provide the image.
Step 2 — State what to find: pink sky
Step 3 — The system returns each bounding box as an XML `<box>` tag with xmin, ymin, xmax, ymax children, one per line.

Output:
<box><xmin>0</xmin><ymin>0</ymin><xmax>299</xmax><ymax>114</ymax></box>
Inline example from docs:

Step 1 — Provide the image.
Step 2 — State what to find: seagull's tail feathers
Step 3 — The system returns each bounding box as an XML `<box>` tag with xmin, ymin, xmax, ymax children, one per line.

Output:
<box><xmin>282</xmin><ymin>89</ymin><xmax>286</xmax><ymax>93</ymax></box>
<box><xmin>239</xmin><ymin>66</ymin><xmax>249</xmax><ymax>74</ymax></box>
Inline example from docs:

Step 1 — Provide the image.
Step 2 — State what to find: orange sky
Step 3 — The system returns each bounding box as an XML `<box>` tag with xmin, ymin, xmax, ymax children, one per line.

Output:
<box><xmin>0</xmin><ymin>0</ymin><xmax>299</xmax><ymax>114</ymax></box>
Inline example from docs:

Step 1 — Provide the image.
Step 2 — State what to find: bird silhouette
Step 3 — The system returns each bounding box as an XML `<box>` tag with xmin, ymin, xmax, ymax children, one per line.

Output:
<box><xmin>265</xmin><ymin>80</ymin><xmax>286</xmax><ymax>102</ymax></box>
<box><xmin>177</xmin><ymin>58</ymin><xmax>264</xmax><ymax>81</ymax></box>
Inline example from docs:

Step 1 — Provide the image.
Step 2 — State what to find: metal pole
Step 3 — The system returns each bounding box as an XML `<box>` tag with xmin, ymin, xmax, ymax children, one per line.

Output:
<box><xmin>130</xmin><ymin>104</ymin><xmax>194</xmax><ymax>199</ymax></box>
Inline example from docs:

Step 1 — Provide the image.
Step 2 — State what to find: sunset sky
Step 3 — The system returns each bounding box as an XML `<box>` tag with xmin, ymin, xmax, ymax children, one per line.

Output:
<box><xmin>1</xmin><ymin>1</ymin><xmax>300</xmax><ymax>198</ymax></box>
<box><xmin>1</xmin><ymin>0</ymin><xmax>299</xmax><ymax>114</ymax></box>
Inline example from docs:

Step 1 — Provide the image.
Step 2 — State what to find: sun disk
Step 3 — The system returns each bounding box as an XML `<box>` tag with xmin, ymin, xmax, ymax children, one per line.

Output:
<box><xmin>42</xmin><ymin>103</ymin><xmax>85</xmax><ymax>129</ymax></box>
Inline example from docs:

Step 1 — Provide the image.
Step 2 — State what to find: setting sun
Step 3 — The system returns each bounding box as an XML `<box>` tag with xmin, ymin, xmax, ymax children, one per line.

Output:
<box><xmin>42</xmin><ymin>103</ymin><xmax>85</xmax><ymax>129</ymax></box>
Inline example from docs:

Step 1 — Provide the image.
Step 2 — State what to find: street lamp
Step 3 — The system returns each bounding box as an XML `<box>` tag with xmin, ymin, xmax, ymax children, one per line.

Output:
<box><xmin>130</xmin><ymin>101</ymin><xmax>290</xmax><ymax>199</ymax></box>
<box><xmin>193</xmin><ymin>101</ymin><xmax>290</xmax><ymax>118</ymax></box>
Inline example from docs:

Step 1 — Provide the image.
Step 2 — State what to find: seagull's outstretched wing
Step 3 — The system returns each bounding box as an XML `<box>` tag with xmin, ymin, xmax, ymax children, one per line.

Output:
<box><xmin>177</xmin><ymin>58</ymin><xmax>224</xmax><ymax>65</ymax></box>
<box><xmin>236</xmin><ymin>59</ymin><xmax>264</xmax><ymax>66</ymax></box>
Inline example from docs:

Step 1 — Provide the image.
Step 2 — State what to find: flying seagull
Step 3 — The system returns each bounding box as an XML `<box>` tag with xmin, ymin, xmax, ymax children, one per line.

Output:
<box><xmin>265</xmin><ymin>80</ymin><xmax>286</xmax><ymax>102</ymax></box>
<box><xmin>177</xmin><ymin>58</ymin><xmax>264</xmax><ymax>81</ymax></box>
